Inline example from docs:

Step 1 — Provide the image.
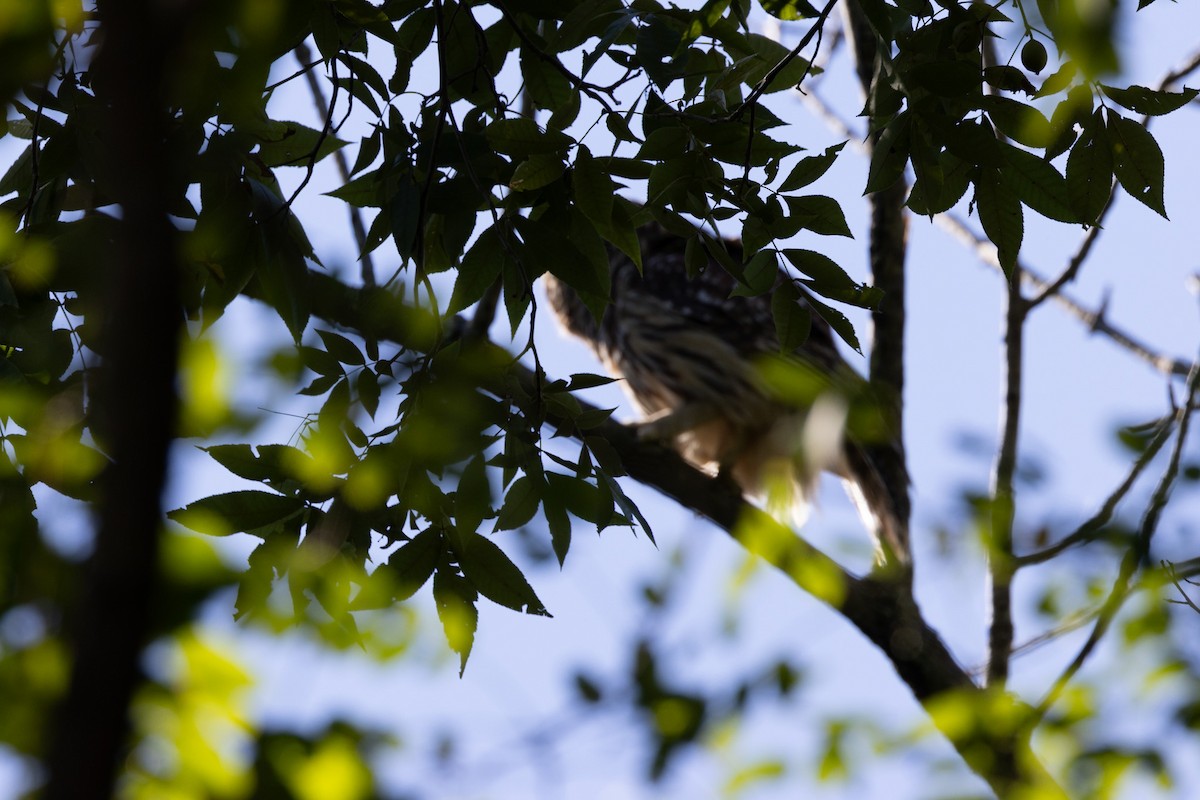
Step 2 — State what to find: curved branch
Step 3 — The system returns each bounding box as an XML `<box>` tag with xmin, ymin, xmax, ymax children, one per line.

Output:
<box><xmin>260</xmin><ymin>270</ymin><xmax>1067</xmax><ymax>799</ymax></box>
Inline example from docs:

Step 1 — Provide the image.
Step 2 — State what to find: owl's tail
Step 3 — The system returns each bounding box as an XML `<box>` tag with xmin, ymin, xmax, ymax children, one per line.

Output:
<box><xmin>841</xmin><ymin>439</ymin><xmax>911</xmax><ymax>574</ymax></box>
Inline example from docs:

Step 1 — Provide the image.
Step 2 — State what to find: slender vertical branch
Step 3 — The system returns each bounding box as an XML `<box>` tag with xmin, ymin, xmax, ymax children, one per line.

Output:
<box><xmin>987</xmin><ymin>274</ymin><xmax>1024</xmax><ymax>687</ymax></box>
<box><xmin>842</xmin><ymin>0</ymin><xmax>912</xmax><ymax>561</ymax></box>
<box><xmin>43</xmin><ymin>3</ymin><xmax>192</xmax><ymax>797</ymax></box>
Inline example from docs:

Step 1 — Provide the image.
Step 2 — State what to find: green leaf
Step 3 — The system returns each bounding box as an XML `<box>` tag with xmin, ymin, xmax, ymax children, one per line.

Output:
<box><xmin>546</xmin><ymin>471</ymin><xmax>606</xmax><ymax>527</ymax></box>
<box><xmin>449</xmin><ymin>226</ymin><xmax>506</xmax><ymax>314</ymax></box>
<box><xmin>433</xmin><ymin>569</ymin><xmax>478</xmax><ymax>675</ymax></box>
<box><xmin>457</xmin><ymin>533</ymin><xmax>551</xmax><ymax>615</ymax></box>
<box><xmin>568</xmin><ymin>372</ymin><xmax>618</xmax><ymax>390</ymax></box>
<box><xmin>256</xmin><ymin>120</ymin><xmax>348</xmax><ymax>168</ymax></box>
<box><xmin>784</xmin><ymin>195</ymin><xmax>852</xmax><ymax>237</ymax></box>
<box><xmin>520</xmin><ymin>47</ymin><xmax>573</xmax><ymax>112</ymax></box>
<box><xmin>0</xmin><ymin>144</ymin><xmax>33</xmax><ymax>197</ymax></box>
<box><xmin>983</xmin><ymin>97</ymin><xmax>1054</xmax><ymax>149</ymax></box>
<box><xmin>1035</xmin><ymin>60</ymin><xmax>1078</xmax><ymax>98</ymax></box>
<box><xmin>983</xmin><ymin>65</ymin><xmax>1036</xmax><ymax>96</ymax></box>
<box><xmin>485</xmin><ymin>117</ymin><xmax>572</xmax><ymax>157</ymax></box>
<box><xmin>542</xmin><ymin>490</ymin><xmax>572</xmax><ymax>566</ymax></box>
<box><xmin>782</xmin><ymin>249</ymin><xmax>858</xmax><ymax>293</ymax></box>
<box><xmin>168</xmin><ymin>491</ymin><xmax>305</xmax><ymax>536</ymax></box>
<box><xmin>324</xmin><ymin>168</ymin><xmax>384</xmax><ymax>207</ymax></box>
<box><xmin>353</xmin><ymin>527</ymin><xmax>443</xmax><ymax>609</ymax></box>
<box><xmin>202</xmin><ymin>444</ymin><xmax>264</xmax><ymax>481</ymax></box>
<box><xmin>357</xmin><ymin>369</ymin><xmax>381</xmax><ymax>418</ymax></box>
<box><xmin>975</xmin><ymin>167</ymin><xmax>1023</xmax><ymax>275</ymax></box>
<box><xmin>521</xmin><ymin>215</ymin><xmax>610</xmax><ymax>299</ymax></box>
<box><xmin>804</xmin><ymin>292</ymin><xmax>861</xmax><ymax>353</ymax></box>
<box><xmin>599</xmin><ymin>471</ymin><xmax>654</xmax><ymax>542</ymax></box>
<box><xmin>1066</xmin><ymin>110</ymin><xmax>1113</xmax><ymax>225</ymax></box>
<box><xmin>573</xmin><ymin>145</ymin><xmax>615</xmax><ymax>226</ymax></box>
<box><xmin>455</xmin><ymin>455</ymin><xmax>491</xmax><ymax>537</ymax></box>
<box><xmin>906</xmin><ymin>152</ymin><xmax>972</xmax><ymax>215</ymax></box>
<box><xmin>864</xmin><ymin>112</ymin><xmax>911</xmax><ymax>194</ymax></box>
<box><xmin>494</xmin><ymin>475</ymin><xmax>541</xmax><ymax>531</ymax></box>
<box><xmin>1108</xmin><ymin>113</ymin><xmax>1168</xmax><ymax>218</ymax></box>
<box><xmin>316</xmin><ymin>329</ymin><xmax>365</xmax><ymax>366</ymax></box>
<box><xmin>998</xmin><ymin>142</ymin><xmax>1079</xmax><ymax>223</ymax></box>
<box><xmin>1100</xmin><ymin>84</ymin><xmax>1199</xmax><ymax>116</ymax></box>
<box><xmin>770</xmin><ymin>281</ymin><xmax>812</xmax><ymax>352</ymax></box>
<box><xmin>738</xmin><ymin>33</ymin><xmax>814</xmax><ymax>93</ymax></box>
<box><xmin>509</xmin><ymin>153</ymin><xmax>565</xmax><ymax>191</ymax></box>
<box><xmin>758</xmin><ymin>0</ymin><xmax>819</xmax><ymax>20</ymax></box>
<box><xmin>779</xmin><ymin>141</ymin><xmax>846</xmax><ymax>192</ymax></box>
<box><xmin>247</xmin><ymin>180</ymin><xmax>313</xmax><ymax>341</ymax></box>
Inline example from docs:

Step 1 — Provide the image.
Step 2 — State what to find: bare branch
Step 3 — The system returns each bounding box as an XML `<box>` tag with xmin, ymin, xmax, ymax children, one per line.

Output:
<box><xmin>730</xmin><ymin>0</ymin><xmax>840</xmax><ymax>121</ymax></box>
<box><xmin>935</xmin><ymin>213</ymin><xmax>1193</xmax><ymax>377</ymax></box>
<box><xmin>249</xmin><ymin>269</ymin><xmax>1068</xmax><ymax>800</ymax></box>
<box><xmin>1036</xmin><ymin>354</ymin><xmax>1200</xmax><ymax>718</ymax></box>
<box><xmin>294</xmin><ymin>40</ymin><xmax>377</xmax><ymax>287</ymax></box>
<box><xmin>1164</xmin><ymin>561</ymin><xmax>1200</xmax><ymax>614</ymax></box>
<box><xmin>1015</xmin><ymin>413</ymin><xmax>1176</xmax><ymax>566</ymax></box>
<box><xmin>986</xmin><ymin>274</ymin><xmax>1025</xmax><ymax>688</ymax></box>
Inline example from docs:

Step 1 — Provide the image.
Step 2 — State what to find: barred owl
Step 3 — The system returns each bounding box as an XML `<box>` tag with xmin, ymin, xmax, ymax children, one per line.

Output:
<box><xmin>544</xmin><ymin>223</ymin><xmax>910</xmax><ymax>569</ymax></box>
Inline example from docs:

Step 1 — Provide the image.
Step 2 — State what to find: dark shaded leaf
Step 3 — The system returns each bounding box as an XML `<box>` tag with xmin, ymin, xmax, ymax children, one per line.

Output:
<box><xmin>1065</xmin><ymin>109</ymin><xmax>1113</xmax><ymax>225</ymax></box>
<box><xmin>779</xmin><ymin>141</ymin><xmax>846</xmax><ymax>192</ymax></box>
<box><xmin>975</xmin><ymin>167</ymin><xmax>1023</xmax><ymax>275</ymax></box>
<box><xmin>168</xmin><ymin>491</ymin><xmax>305</xmax><ymax>536</ymax></box>
<box><xmin>1100</xmin><ymin>84</ymin><xmax>1199</xmax><ymax>116</ymax></box>
<box><xmin>998</xmin><ymin>142</ymin><xmax>1079</xmax><ymax>223</ymax></box>
<box><xmin>494</xmin><ymin>474</ymin><xmax>541</xmax><ymax>530</ymax></box>
<box><xmin>354</xmin><ymin>527</ymin><xmax>443</xmax><ymax>608</ymax></box>
<box><xmin>457</xmin><ymin>533</ymin><xmax>551</xmax><ymax>615</ymax></box>
<box><xmin>1108</xmin><ymin>113</ymin><xmax>1167</xmax><ymax>218</ymax></box>
<box><xmin>433</xmin><ymin>569</ymin><xmax>478</xmax><ymax>675</ymax></box>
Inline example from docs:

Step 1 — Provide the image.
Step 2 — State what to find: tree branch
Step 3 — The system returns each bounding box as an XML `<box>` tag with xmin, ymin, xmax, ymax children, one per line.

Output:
<box><xmin>987</xmin><ymin>269</ymin><xmax>1024</xmax><ymax>688</ymax></box>
<box><xmin>1014</xmin><ymin>412</ymin><xmax>1176</xmax><ymax>566</ymax></box>
<box><xmin>796</xmin><ymin>86</ymin><xmax>1195</xmax><ymax>380</ymax></box>
<box><xmin>1035</xmin><ymin>353</ymin><xmax>1200</xmax><ymax>718</ymax></box>
<box><xmin>934</xmin><ymin>212</ymin><xmax>1193</xmax><ymax>378</ymax></box>
<box><xmin>256</xmin><ymin>270</ymin><xmax>1067</xmax><ymax>799</ymax></box>
<box><xmin>294</xmin><ymin>40</ymin><xmax>377</xmax><ymax>287</ymax></box>
<box><xmin>729</xmin><ymin>0</ymin><xmax>840</xmax><ymax>121</ymax></box>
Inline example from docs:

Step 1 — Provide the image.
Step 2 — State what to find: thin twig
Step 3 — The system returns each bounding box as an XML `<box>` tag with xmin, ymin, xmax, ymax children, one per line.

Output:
<box><xmin>264</xmin><ymin>57</ymin><xmax>324</xmax><ymax>93</ymax></box>
<box><xmin>1014</xmin><ymin>413</ymin><xmax>1176</xmax><ymax>566</ymax></box>
<box><xmin>986</xmin><ymin>265</ymin><xmax>1025</xmax><ymax>687</ymax></box>
<box><xmin>294</xmin><ymin>41</ymin><xmax>376</xmax><ymax>286</ymax></box>
<box><xmin>935</xmin><ymin>212</ymin><xmax>1192</xmax><ymax>377</ymax></box>
<box><xmin>730</xmin><ymin>0</ymin><xmax>840</xmax><ymax>121</ymax></box>
<box><xmin>493</xmin><ymin>0</ymin><xmax>615</xmax><ymax>114</ymax></box>
<box><xmin>1027</xmin><ymin>209</ymin><xmax>1111</xmax><ymax>309</ymax></box>
<box><xmin>1035</xmin><ymin>354</ymin><xmax>1200</xmax><ymax>718</ymax></box>
<box><xmin>1163</xmin><ymin>561</ymin><xmax>1200</xmax><ymax>614</ymax></box>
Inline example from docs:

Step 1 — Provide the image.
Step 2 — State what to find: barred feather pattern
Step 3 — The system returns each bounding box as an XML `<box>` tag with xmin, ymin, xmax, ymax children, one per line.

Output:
<box><xmin>544</xmin><ymin>224</ymin><xmax>909</xmax><ymax>568</ymax></box>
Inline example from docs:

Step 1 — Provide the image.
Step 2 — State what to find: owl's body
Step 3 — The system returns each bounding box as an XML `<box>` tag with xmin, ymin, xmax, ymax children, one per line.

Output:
<box><xmin>544</xmin><ymin>223</ymin><xmax>909</xmax><ymax>569</ymax></box>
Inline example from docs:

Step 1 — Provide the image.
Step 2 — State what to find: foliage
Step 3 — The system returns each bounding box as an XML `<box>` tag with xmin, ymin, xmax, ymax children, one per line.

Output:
<box><xmin>0</xmin><ymin>0</ymin><xmax>1198</xmax><ymax>797</ymax></box>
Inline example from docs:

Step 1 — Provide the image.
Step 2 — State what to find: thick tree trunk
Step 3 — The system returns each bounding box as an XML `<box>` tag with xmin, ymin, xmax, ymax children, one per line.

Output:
<box><xmin>42</xmin><ymin>4</ymin><xmax>187</xmax><ymax>797</ymax></box>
